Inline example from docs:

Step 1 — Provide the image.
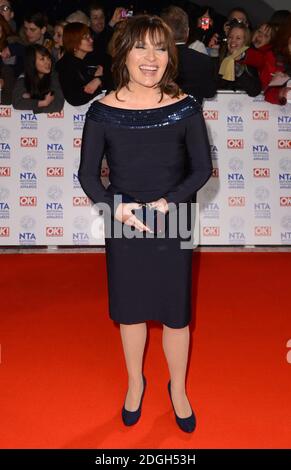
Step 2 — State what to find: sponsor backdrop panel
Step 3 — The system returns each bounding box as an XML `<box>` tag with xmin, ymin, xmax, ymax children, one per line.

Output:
<box><xmin>0</xmin><ymin>93</ymin><xmax>290</xmax><ymax>245</ymax></box>
<box><xmin>199</xmin><ymin>92</ymin><xmax>291</xmax><ymax>245</ymax></box>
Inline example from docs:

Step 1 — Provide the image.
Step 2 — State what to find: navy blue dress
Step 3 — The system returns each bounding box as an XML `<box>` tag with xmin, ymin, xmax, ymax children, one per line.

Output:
<box><xmin>78</xmin><ymin>95</ymin><xmax>212</xmax><ymax>328</ymax></box>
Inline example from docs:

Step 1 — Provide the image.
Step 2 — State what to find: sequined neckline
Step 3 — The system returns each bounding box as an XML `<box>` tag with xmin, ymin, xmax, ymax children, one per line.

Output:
<box><xmin>95</xmin><ymin>95</ymin><xmax>192</xmax><ymax>113</ymax></box>
<box><xmin>86</xmin><ymin>94</ymin><xmax>200</xmax><ymax>129</ymax></box>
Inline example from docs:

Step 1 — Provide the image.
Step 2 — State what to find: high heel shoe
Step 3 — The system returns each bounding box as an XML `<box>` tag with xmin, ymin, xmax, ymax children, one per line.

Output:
<box><xmin>122</xmin><ymin>375</ymin><xmax>146</xmax><ymax>426</ymax></box>
<box><xmin>167</xmin><ymin>381</ymin><xmax>196</xmax><ymax>433</ymax></box>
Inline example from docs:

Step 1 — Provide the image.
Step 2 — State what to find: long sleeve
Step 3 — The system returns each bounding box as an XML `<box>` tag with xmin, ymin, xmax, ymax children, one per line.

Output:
<box><xmin>241</xmin><ymin>47</ymin><xmax>265</xmax><ymax>69</ymax></box>
<box><xmin>164</xmin><ymin>110</ymin><xmax>212</xmax><ymax>207</ymax></box>
<box><xmin>7</xmin><ymin>42</ymin><xmax>25</xmax><ymax>77</ymax></box>
<box><xmin>56</xmin><ymin>55</ymin><xmax>102</xmax><ymax>107</ymax></box>
<box><xmin>12</xmin><ymin>75</ymin><xmax>64</xmax><ymax>114</ymax></box>
<box><xmin>200</xmin><ymin>55</ymin><xmax>217</xmax><ymax>99</ymax></box>
<box><xmin>39</xmin><ymin>73</ymin><xmax>64</xmax><ymax>113</ymax></box>
<box><xmin>264</xmin><ymin>86</ymin><xmax>282</xmax><ymax>105</ymax></box>
<box><xmin>176</xmin><ymin>46</ymin><xmax>217</xmax><ymax>104</ymax></box>
<box><xmin>12</xmin><ymin>77</ymin><xmax>39</xmax><ymax>110</ymax></box>
<box><xmin>58</xmin><ymin>67</ymin><xmax>93</xmax><ymax>106</ymax></box>
<box><xmin>78</xmin><ymin>116</ymin><xmax>115</xmax><ymax>216</ymax></box>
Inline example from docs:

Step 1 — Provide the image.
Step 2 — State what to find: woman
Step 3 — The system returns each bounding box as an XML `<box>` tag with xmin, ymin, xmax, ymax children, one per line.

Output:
<box><xmin>0</xmin><ymin>14</ymin><xmax>24</xmax><ymax>104</ymax></box>
<box><xmin>0</xmin><ymin>14</ymin><xmax>24</xmax><ymax>76</ymax></box>
<box><xmin>237</xmin><ymin>23</ymin><xmax>277</xmax><ymax>100</ymax></box>
<box><xmin>12</xmin><ymin>44</ymin><xmax>64</xmax><ymax>113</ymax></box>
<box><xmin>208</xmin><ymin>7</ymin><xmax>250</xmax><ymax>58</ymax></box>
<box><xmin>216</xmin><ymin>23</ymin><xmax>261</xmax><ymax>96</ymax></box>
<box><xmin>78</xmin><ymin>15</ymin><xmax>212</xmax><ymax>433</ymax></box>
<box><xmin>51</xmin><ymin>20</ymin><xmax>67</xmax><ymax>63</ymax></box>
<box><xmin>252</xmin><ymin>23</ymin><xmax>276</xmax><ymax>49</ymax></box>
<box><xmin>264</xmin><ymin>14</ymin><xmax>291</xmax><ymax>105</ymax></box>
<box><xmin>56</xmin><ymin>22</ymin><xmax>103</xmax><ymax>107</ymax></box>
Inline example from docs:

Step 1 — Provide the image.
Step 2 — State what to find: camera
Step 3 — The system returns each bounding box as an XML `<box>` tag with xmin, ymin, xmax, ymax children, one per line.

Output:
<box><xmin>216</xmin><ymin>34</ymin><xmax>227</xmax><ymax>45</ymax></box>
<box><xmin>227</xmin><ymin>18</ymin><xmax>246</xmax><ymax>28</ymax></box>
<box><xmin>200</xmin><ymin>16</ymin><xmax>210</xmax><ymax>30</ymax></box>
<box><xmin>121</xmin><ymin>8</ymin><xmax>133</xmax><ymax>18</ymax></box>
<box><xmin>86</xmin><ymin>65</ymin><xmax>99</xmax><ymax>77</ymax></box>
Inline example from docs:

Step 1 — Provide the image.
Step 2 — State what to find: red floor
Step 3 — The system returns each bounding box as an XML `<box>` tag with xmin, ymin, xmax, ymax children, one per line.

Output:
<box><xmin>0</xmin><ymin>252</ymin><xmax>290</xmax><ymax>449</ymax></box>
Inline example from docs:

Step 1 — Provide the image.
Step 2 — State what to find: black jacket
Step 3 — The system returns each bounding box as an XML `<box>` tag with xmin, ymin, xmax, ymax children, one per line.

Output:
<box><xmin>56</xmin><ymin>53</ymin><xmax>103</xmax><ymax>107</ymax></box>
<box><xmin>214</xmin><ymin>58</ymin><xmax>262</xmax><ymax>97</ymax></box>
<box><xmin>176</xmin><ymin>44</ymin><xmax>217</xmax><ymax>103</ymax></box>
<box><xmin>12</xmin><ymin>72</ymin><xmax>64</xmax><ymax>113</ymax></box>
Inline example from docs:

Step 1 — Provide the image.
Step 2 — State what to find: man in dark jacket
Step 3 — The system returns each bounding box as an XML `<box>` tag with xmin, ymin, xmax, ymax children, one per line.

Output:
<box><xmin>161</xmin><ymin>5</ymin><xmax>217</xmax><ymax>104</ymax></box>
<box><xmin>161</xmin><ymin>5</ymin><xmax>216</xmax><ymax>207</ymax></box>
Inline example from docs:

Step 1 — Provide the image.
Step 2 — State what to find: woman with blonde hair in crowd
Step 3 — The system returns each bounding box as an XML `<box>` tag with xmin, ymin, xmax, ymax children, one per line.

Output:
<box><xmin>216</xmin><ymin>22</ymin><xmax>261</xmax><ymax>96</ymax></box>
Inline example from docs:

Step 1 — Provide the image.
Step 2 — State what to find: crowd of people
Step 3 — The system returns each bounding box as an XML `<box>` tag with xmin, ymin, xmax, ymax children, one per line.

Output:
<box><xmin>0</xmin><ymin>1</ymin><xmax>290</xmax><ymax>111</ymax></box>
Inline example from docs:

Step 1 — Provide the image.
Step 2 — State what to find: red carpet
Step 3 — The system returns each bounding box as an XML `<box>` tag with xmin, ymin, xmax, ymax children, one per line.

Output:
<box><xmin>0</xmin><ymin>252</ymin><xmax>290</xmax><ymax>449</ymax></box>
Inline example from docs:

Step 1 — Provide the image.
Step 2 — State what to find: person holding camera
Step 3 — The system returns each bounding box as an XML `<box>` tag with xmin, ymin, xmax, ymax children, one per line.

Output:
<box><xmin>12</xmin><ymin>44</ymin><xmax>64</xmax><ymax>113</ymax></box>
<box><xmin>87</xmin><ymin>2</ymin><xmax>126</xmax><ymax>66</ymax></box>
<box><xmin>215</xmin><ymin>23</ymin><xmax>261</xmax><ymax>97</ymax></box>
<box><xmin>208</xmin><ymin>7</ymin><xmax>251</xmax><ymax>57</ymax></box>
<box><xmin>0</xmin><ymin>0</ymin><xmax>16</xmax><ymax>32</ymax></box>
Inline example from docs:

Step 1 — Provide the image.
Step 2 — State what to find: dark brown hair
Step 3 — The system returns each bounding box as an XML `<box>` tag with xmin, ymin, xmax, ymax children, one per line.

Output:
<box><xmin>252</xmin><ymin>23</ymin><xmax>277</xmax><ymax>45</ymax></box>
<box><xmin>0</xmin><ymin>15</ymin><xmax>13</xmax><ymax>50</ymax></box>
<box><xmin>110</xmin><ymin>14</ymin><xmax>181</xmax><ymax>101</ymax></box>
<box><xmin>63</xmin><ymin>22</ymin><xmax>91</xmax><ymax>55</ymax></box>
<box><xmin>273</xmin><ymin>13</ymin><xmax>291</xmax><ymax>65</ymax></box>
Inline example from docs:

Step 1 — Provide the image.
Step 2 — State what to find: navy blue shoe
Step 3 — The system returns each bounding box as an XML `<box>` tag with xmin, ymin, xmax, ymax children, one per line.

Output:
<box><xmin>168</xmin><ymin>381</ymin><xmax>196</xmax><ymax>433</ymax></box>
<box><xmin>122</xmin><ymin>375</ymin><xmax>146</xmax><ymax>426</ymax></box>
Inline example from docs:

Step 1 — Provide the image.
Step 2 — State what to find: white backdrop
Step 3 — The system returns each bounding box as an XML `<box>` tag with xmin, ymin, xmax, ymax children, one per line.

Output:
<box><xmin>0</xmin><ymin>92</ymin><xmax>290</xmax><ymax>246</ymax></box>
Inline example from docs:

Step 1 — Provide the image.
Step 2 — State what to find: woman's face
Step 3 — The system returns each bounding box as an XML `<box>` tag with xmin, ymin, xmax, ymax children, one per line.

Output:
<box><xmin>53</xmin><ymin>25</ymin><xmax>64</xmax><ymax>47</ymax></box>
<box><xmin>252</xmin><ymin>24</ymin><xmax>272</xmax><ymax>48</ymax></box>
<box><xmin>288</xmin><ymin>36</ymin><xmax>291</xmax><ymax>56</ymax></box>
<box><xmin>227</xmin><ymin>27</ymin><xmax>246</xmax><ymax>54</ymax></box>
<box><xmin>35</xmin><ymin>52</ymin><xmax>51</xmax><ymax>75</ymax></box>
<box><xmin>125</xmin><ymin>31</ymin><xmax>169</xmax><ymax>90</ymax></box>
<box><xmin>76</xmin><ymin>32</ymin><xmax>94</xmax><ymax>55</ymax></box>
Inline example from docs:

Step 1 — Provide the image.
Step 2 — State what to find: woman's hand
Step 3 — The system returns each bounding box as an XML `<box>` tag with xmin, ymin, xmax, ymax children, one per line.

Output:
<box><xmin>83</xmin><ymin>77</ymin><xmax>102</xmax><ymax>94</ymax></box>
<box><xmin>279</xmin><ymin>86</ymin><xmax>291</xmax><ymax>100</ymax></box>
<box><xmin>147</xmin><ymin>198</ymin><xmax>169</xmax><ymax>214</ymax></box>
<box><xmin>0</xmin><ymin>47</ymin><xmax>11</xmax><ymax>60</ymax></box>
<box><xmin>94</xmin><ymin>65</ymin><xmax>103</xmax><ymax>77</ymax></box>
<box><xmin>38</xmin><ymin>92</ymin><xmax>55</xmax><ymax>107</ymax></box>
<box><xmin>114</xmin><ymin>202</ymin><xmax>152</xmax><ymax>233</ymax></box>
<box><xmin>208</xmin><ymin>33</ymin><xmax>220</xmax><ymax>49</ymax></box>
<box><xmin>108</xmin><ymin>7</ymin><xmax>124</xmax><ymax>27</ymax></box>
